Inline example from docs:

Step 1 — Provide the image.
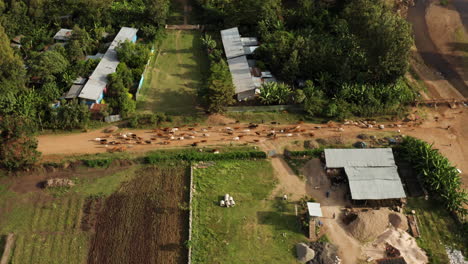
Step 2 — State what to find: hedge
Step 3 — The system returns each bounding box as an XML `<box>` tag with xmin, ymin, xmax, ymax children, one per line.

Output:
<box><xmin>145</xmin><ymin>150</ymin><xmax>267</xmax><ymax>163</ymax></box>
<box><xmin>284</xmin><ymin>148</ymin><xmax>324</xmax><ymax>159</ymax></box>
<box><xmin>82</xmin><ymin>158</ymin><xmax>114</xmax><ymax>168</ymax></box>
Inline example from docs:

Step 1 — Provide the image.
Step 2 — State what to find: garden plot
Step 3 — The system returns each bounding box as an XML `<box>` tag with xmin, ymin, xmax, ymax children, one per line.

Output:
<box><xmin>88</xmin><ymin>166</ymin><xmax>190</xmax><ymax>264</ymax></box>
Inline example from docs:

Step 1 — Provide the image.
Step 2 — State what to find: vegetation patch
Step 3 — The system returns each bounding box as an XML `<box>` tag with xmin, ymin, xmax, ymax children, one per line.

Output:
<box><xmin>406</xmin><ymin>198</ymin><xmax>467</xmax><ymax>263</ymax></box>
<box><xmin>145</xmin><ymin>150</ymin><xmax>267</xmax><ymax>163</ymax></box>
<box><xmin>191</xmin><ymin>160</ymin><xmax>306</xmax><ymax>263</ymax></box>
<box><xmin>82</xmin><ymin>158</ymin><xmax>114</xmax><ymax>168</ymax></box>
<box><xmin>398</xmin><ymin>137</ymin><xmax>467</xmax><ymax>219</ymax></box>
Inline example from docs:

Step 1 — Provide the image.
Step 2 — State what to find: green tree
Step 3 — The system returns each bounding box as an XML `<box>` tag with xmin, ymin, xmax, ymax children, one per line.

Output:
<box><xmin>201</xmin><ymin>34</ymin><xmax>217</xmax><ymax>53</ymax></box>
<box><xmin>343</xmin><ymin>0</ymin><xmax>413</xmax><ymax>83</ymax></box>
<box><xmin>116</xmin><ymin>41</ymin><xmax>150</xmax><ymax>70</ymax></box>
<box><xmin>204</xmin><ymin>60</ymin><xmax>235</xmax><ymax>113</ymax></box>
<box><xmin>303</xmin><ymin>81</ymin><xmax>327</xmax><ymax>116</ymax></box>
<box><xmin>0</xmin><ymin>115</ymin><xmax>41</xmax><ymax>170</ymax></box>
<box><xmin>0</xmin><ymin>24</ymin><xmax>26</xmax><ymax>91</ymax></box>
<box><xmin>106</xmin><ymin>75</ymin><xmax>136</xmax><ymax>117</ymax></box>
<box><xmin>30</xmin><ymin>50</ymin><xmax>69</xmax><ymax>81</ymax></box>
<box><xmin>48</xmin><ymin>100</ymin><xmax>90</xmax><ymax>130</ymax></box>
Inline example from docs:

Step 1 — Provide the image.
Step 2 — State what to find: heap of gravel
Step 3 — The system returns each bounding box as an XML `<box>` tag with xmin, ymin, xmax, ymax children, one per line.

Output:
<box><xmin>296</xmin><ymin>243</ymin><xmax>315</xmax><ymax>263</ymax></box>
<box><xmin>308</xmin><ymin>242</ymin><xmax>341</xmax><ymax>264</ymax></box>
<box><xmin>445</xmin><ymin>247</ymin><xmax>468</xmax><ymax>264</ymax></box>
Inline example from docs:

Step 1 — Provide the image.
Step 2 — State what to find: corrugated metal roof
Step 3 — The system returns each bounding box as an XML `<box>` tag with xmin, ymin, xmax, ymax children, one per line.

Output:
<box><xmin>221</xmin><ymin>27</ymin><xmax>244</xmax><ymax>59</ymax></box>
<box><xmin>227</xmin><ymin>56</ymin><xmax>256</xmax><ymax>97</ymax></box>
<box><xmin>73</xmin><ymin>77</ymin><xmax>86</xmax><ymax>85</ymax></box>
<box><xmin>345</xmin><ymin>166</ymin><xmax>406</xmax><ymax>200</ymax></box>
<box><xmin>65</xmin><ymin>84</ymin><xmax>84</xmax><ymax>99</ymax></box>
<box><xmin>241</xmin><ymin>37</ymin><xmax>258</xmax><ymax>46</ymax></box>
<box><xmin>243</xmin><ymin>46</ymin><xmax>258</xmax><ymax>55</ymax></box>
<box><xmin>79</xmin><ymin>27</ymin><xmax>138</xmax><ymax>101</ymax></box>
<box><xmin>325</xmin><ymin>148</ymin><xmax>396</xmax><ymax>168</ymax></box>
<box><xmin>53</xmin><ymin>29</ymin><xmax>73</xmax><ymax>41</ymax></box>
<box><xmin>307</xmin><ymin>202</ymin><xmax>323</xmax><ymax>217</ymax></box>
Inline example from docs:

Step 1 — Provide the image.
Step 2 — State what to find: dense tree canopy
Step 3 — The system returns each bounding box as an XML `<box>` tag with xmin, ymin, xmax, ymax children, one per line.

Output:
<box><xmin>0</xmin><ymin>115</ymin><xmax>41</xmax><ymax>170</ymax></box>
<box><xmin>197</xmin><ymin>0</ymin><xmax>415</xmax><ymax>117</ymax></box>
<box><xmin>0</xmin><ymin>24</ymin><xmax>25</xmax><ymax>91</ymax></box>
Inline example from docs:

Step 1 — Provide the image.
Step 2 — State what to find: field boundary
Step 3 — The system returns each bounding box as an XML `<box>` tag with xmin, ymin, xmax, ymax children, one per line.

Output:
<box><xmin>0</xmin><ymin>233</ymin><xmax>15</xmax><ymax>264</ymax></box>
<box><xmin>226</xmin><ymin>104</ymin><xmax>302</xmax><ymax>112</ymax></box>
<box><xmin>135</xmin><ymin>44</ymin><xmax>156</xmax><ymax>100</ymax></box>
<box><xmin>188</xmin><ymin>166</ymin><xmax>194</xmax><ymax>264</ymax></box>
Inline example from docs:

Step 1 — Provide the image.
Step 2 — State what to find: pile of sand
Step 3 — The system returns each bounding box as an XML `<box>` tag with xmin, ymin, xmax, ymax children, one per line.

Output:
<box><xmin>363</xmin><ymin>227</ymin><xmax>428</xmax><ymax>264</ymax></box>
<box><xmin>346</xmin><ymin>208</ymin><xmax>408</xmax><ymax>242</ymax></box>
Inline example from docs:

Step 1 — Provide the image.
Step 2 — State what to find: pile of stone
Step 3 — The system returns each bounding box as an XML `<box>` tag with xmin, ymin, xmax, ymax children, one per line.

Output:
<box><xmin>445</xmin><ymin>247</ymin><xmax>467</xmax><ymax>264</ymax></box>
<box><xmin>44</xmin><ymin>178</ymin><xmax>75</xmax><ymax>188</ymax></box>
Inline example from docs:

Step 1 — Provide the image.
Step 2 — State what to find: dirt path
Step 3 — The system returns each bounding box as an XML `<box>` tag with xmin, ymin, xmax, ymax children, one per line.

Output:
<box><xmin>174</xmin><ymin>0</ymin><xmax>190</xmax><ymax>25</ymax></box>
<box><xmin>407</xmin><ymin>0</ymin><xmax>468</xmax><ymax>97</ymax></box>
<box><xmin>453</xmin><ymin>0</ymin><xmax>468</xmax><ymax>32</ymax></box>
<box><xmin>303</xmin><ymin>159</ymin><xmax>363</xmax><ymax>264</ymax></box>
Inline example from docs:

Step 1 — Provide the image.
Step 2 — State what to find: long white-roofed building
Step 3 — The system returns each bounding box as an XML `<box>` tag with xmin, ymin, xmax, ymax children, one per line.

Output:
<box><xmin>78</xmin><ymin>27</ymin><xmax>138</xmax><ymax>105</ymax></box>
<box><xmin>220</xmin><ymin>27</ymin><xmax>261</xmax><ymax>101</ymax></box>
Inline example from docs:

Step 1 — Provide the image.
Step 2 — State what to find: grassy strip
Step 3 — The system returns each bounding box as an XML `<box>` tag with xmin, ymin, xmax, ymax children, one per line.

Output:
<box><xmin>145</xmin><ymin>150</ymin><xmax>267</xmax><ymax>163</ymax></box>
<box><xmin>406</xmin><ymin>198</ymin><xmax>467</xmax><ymax>263</ymax></box>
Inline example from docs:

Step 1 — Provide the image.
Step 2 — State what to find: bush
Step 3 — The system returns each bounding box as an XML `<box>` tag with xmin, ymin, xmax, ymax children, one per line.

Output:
<box><xmin>83</xmin><ymin>158</ymin><xmax>113</xmax><ymax>168</ymax></box>
<box><xmin>145</xmin><ymin>150</ymin><xmax>267</xmax><ymax>163</ymax></box>
<box><xmin>128</xmin><ymin>113</ymin><xmax>168</xmax><ymax>128</ymax></box>
<box><xmin>284</xmin><ymin>148</ymin><xmax>324</xmax><ymax>159</ymax></box>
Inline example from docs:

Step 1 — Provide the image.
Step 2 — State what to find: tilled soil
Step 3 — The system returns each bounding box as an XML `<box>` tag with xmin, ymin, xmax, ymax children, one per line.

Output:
<box><xmin>87</xmin><ymin>166</ymin><xmax>189</xmax><ymax>264</ymax></box>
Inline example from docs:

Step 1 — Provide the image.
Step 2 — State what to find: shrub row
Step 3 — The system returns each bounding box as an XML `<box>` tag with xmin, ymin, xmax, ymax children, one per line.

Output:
<box><xmin>398</xmin><ymin>137</ymin><xmax>467</xmax><ymax>219</ymax></box>
<box><xmin>82</xmin><ymin>158</ymin><xmax>114</xmax><ymax>168</ymax></box>
<box><xmin>284</xmin><ymin>148</ymin><xmax>324</xmax><ymax>159</ymax></box>
<box><xmin>145</xmin><ymin>150</ymin><xmax>267</xmax><ymax>163</ymax></box>
<box><xmin>128</xmin><ymin>113</ymin><xmax>171</xmax><ymax>128</ymax></box>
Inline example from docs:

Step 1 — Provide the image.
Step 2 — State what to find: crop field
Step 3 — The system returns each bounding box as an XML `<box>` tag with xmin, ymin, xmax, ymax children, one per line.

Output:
<box><xmin>0</xmin><ymin>164</ymin><xmax>190</xmax><ymax>264</ymax></box>
<box><xmin>191</xmin><ymin>160</ymin><xmax>307</xmax><ymax>263</ymax></box>
<box><xmin>88</xmin><ymin>166</ymin><xmax>189</xmax><ymax>264</ymax></box>
<box><xmin>137</xmin><ymin>30</ymin><xmax>208</xmax><ymax>115</ymax></box>
<box><xmin>0</xmin><ymin>191</ymin><xmax>88</xmax><ymax>264</ymax></box>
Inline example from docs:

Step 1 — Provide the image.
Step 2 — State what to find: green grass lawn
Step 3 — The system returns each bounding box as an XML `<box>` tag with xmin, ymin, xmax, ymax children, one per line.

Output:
<box><xmin>137</xmin><ymin>30</ymin><xmax>208</xmax><ymax>115</ymax></box>
<box><xmin>0</xmin><ymin>166</ymin><xmax>141</xmax><ymax>263</ymax></box>
<box><xmin>406</xmin><ymin>198</ymin><xmax>468</xmax><ymax>264</ymax></box>
<box><xmin>191</xmin><ymin>160</ymin><xmax>307</xmax><ymax>264</ymax></box>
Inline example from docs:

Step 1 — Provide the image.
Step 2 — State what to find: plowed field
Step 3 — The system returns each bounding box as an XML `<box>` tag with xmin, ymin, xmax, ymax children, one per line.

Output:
<box><xmin>87</xmin><ymin>166</ymin><xmax>189</xmax><ymax>264</ymax></box>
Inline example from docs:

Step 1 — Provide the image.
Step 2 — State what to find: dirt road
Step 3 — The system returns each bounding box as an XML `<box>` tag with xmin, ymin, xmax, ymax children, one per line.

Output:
<box><xmin>407</xmin><ymin>0</ymin><xmax>468</xmax><ymax>97</ymax></box>
<box><xmin>37</xmin><ymin>108</ymin><xmax>468</xmax><ymax>187</ymax></box>
<box><xmin>453</xmin><ymin>0</ymin><xmax>468</xmax><ymax>32</ymax></box>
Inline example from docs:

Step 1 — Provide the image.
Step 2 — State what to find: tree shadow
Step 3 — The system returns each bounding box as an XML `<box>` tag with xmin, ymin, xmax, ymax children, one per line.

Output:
<box><xmin>256</xmin><ymin>211</ymin><xmax>303</xmax><ymax>235</ymax></box>
<box><xmin>449</xmin><ymin>42</ymin><xmax>468</xmax><ymax>53</ymax></box>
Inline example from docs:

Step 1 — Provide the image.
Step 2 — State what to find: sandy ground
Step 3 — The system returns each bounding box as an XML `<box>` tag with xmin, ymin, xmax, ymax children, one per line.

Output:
<box><xmin>410</xmin><ymin>51</ymin><xmax>464</xmax><ymax>99</ymax></box>
<box><xmin>363</xmin><ymin>228</ymin><xmax>428</xmax><ymax>264</ymax></box>
<box><xmin>426</xmin><ymin>1</ymin><xmax>468</xmax><ymax>89</ymax></box>
<box><xmin>407</xmin><ymin>0</ymin><xmax>468</xmax><ymax>98</ymax></box>
<box><xmin>37</xmin><ymin>108</ymin><xmax>468</xmax><ymax>187</ymax></box>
